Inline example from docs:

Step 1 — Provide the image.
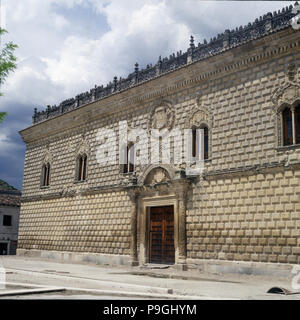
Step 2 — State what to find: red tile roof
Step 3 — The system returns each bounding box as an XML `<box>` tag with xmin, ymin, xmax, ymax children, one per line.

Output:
<box><xmin>0</xmin><ymin>192</ymin><xmax>21</xmax><ymax>207</ymax></box>
<box><xmin>0</xmin><ymin>180</ymin><xmax>21</xmax><ymax>206</ymax></box>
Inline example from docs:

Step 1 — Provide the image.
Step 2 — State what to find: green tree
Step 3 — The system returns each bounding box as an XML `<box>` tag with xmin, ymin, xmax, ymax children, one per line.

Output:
<box><xmin>0</xmin><ymin>28</ymin><xmax>18</xmax><ymax>124</ymax></box>
<box><xmin>0</xmin><ymin>112</ymin><xmax>6</xmax><ymax>123</ymax></box>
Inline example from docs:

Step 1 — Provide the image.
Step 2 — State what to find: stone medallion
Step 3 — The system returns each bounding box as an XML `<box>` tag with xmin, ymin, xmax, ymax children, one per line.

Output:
<box><xmin>144</xmin><ymin>167</ymin><xmax>170</xmax><ymax>185</ymax></box>
<box><xmin>148</xmin><ymin>101</ymin><xmax>175</xmax><ymax>137</ymax></box>
<box><xmin>153</xmin><ymin>169</ymin><xmax>166</xmax><ymax>183</ymax></box>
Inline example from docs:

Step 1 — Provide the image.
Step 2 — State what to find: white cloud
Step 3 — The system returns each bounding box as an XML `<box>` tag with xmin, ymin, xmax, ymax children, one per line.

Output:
<box><xmin>126</xmin><ymin>2</ymin><xmax>190</xmax><ymax>50</ymax></box>
<box><xmin>2</xmin><ymin>0</ymin><xmax>293</xmax><ymax>109</ymax></box>
<box><xmin>41</xmin><ymin>36</ymin><xmax>101</xmax><ymax>95</ymax></box>
<box><xmin>39</xmin><ymin>0</ymin><xmax>192</xmax><ymax>97</ymax></box>
<box><xmin>2</xmin><ymin>57</ymin><xmax>62</xmax><ymax>107</ymax></box>
<box><xmin>53</xmin><ymin>14</ymin><xmax>70</xmax><ymax>29</ymax></box>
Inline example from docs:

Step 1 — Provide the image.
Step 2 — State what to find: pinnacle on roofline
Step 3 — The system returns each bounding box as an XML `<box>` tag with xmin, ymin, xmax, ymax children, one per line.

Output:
<box><xmin>32</xmin><ymin>2</ymin><xmax>298</xmax><ymax>125</ymax></box>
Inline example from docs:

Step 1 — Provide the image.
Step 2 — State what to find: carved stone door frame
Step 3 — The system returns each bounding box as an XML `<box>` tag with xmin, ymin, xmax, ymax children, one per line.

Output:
<box><xmin>134</xmin><ymin>178</ymin><xmax>190</xmax><ymax>268</ymax></box>
<box><xmin>126</xmin><ymin>166</ymin><xmax>192</xmax><ymax>269</ymax></box>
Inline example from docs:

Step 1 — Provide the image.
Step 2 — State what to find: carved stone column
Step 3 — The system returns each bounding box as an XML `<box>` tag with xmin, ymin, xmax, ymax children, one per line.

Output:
<box><xmin>175</xmin><ymin>181</ymin><xmax>190</xmax><ymax>271</ymax></box>
<box><xmin>291</xmin><ymin>106</ymin><xmax>296</xmax><ymax>145</ymax></box>
<box><xmin>178</xmin><ymin>195</ymin><xmax>187</xmax><ymax>263</ymax></box>
<box><xmin>127</xmin><ymin>189</ymin><xmax>139</xmax><ymax>266</ymax></box>
<box><xmin>280</xmin><ymin>111</ymin><xmax>283</xmax><ymax>146</ymax></box>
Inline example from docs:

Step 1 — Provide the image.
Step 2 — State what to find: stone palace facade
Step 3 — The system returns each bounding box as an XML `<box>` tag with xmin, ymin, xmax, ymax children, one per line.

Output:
<box><xmin>19</xmin><ymin>4</ymin><xmax>300</xmax><ymax>270</ymax></box>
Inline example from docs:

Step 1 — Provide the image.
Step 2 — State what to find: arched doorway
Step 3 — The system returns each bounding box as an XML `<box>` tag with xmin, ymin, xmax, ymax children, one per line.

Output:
<box><xmin>130</xmin><ymin>166</ymin><xmax>191</xmax><ymax>268</ymax></box>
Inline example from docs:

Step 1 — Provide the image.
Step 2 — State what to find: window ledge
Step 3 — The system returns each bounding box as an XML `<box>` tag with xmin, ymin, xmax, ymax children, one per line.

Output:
<box><xmin>121</xmin><ymin>172</ymin><xmax>135</xmax><ymax>176</ymax></box>
<box><xmin>74</xmin><ymin>179</ymin><xmax>87</xmax><ymax>184</ymax></box>
<box><xmin>189</xmin><ymin>158</ymin><xmax>211</xmax><ymax>165</ymax></box>
<box><xmin>277</xmin><ymin>143</ymin><xmax>300</xmax><ymax>152</ymax></box>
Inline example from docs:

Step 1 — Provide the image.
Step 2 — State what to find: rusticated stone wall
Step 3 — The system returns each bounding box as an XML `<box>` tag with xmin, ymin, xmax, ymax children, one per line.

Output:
<box><xmin>18</xmin><ymin>191</ymin><xmax>131</xmax><ymax>255</ymax></box>
<box><xmin>187</xmin><ymin>168</ymin><xmax>300</xmax><ymax>264</ymax></box>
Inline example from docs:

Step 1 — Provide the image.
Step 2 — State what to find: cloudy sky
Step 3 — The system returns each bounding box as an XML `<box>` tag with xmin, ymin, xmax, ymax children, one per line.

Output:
<box><xmin>0</xmin><ymin>0</ymin><xmax>293</xmax><ymax>190</ymax></box>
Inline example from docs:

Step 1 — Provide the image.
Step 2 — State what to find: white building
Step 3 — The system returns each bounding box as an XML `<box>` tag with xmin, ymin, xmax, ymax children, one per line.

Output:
<box><xmin>0</xmin><ymin>180</ymin><xmax>21</xmax><ymax>255</ymax></box>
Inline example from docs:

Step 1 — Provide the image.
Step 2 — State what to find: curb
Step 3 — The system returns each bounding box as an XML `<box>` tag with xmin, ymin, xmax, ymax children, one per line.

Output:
<box><xmin>57</xmin><ymin>286</ymin><xmax>230</xmax><ymax>300</ymax></box>
<box><xmin>5</xmin><ymin>267</ymin><xmax>173</xmax><ymax>295</ymax></box>
<box><xmin>0</xmin><ymin>287</ymin><xmax>66</xmax><ymax>297</ymax></box>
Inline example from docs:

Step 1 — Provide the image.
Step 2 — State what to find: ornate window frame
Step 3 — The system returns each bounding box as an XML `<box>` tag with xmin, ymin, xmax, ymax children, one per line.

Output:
<box><xmin>185</xmin><ymin>95</ymin><xmax>213</xmax><ymax>162</ymax></box>
<box><xmin>76</xmin><ymin>153</ymin><xmax>88</xmax><ymax>182</ymax></box>
<box><xmin>74</xmin><ymin>138</ymin><xmax>90</xmax><ymax>183</ymax></box>
<box><xmin>272</xmin><ymin>81</ymin><xmax>300</xmax><ymax>150</ymax></box>
<box><xmin>191</xmin><ymin>123</ymin><xmax>209</xmax><ymax>161</ymax></box>
<box><xmin>40</xmin><ymin>151</ymin><xmax>52</xmax><ymax>188</ymax></box>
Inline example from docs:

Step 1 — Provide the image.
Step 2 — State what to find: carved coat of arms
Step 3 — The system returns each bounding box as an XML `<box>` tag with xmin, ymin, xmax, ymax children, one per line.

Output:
<box><xmin>148</xmin><ymin>102</ymin><xmax>175</xmax><ymax>134</ymax></box>
<box><xmin>153</xmin><ymin>170</ymin><xmax>166</xmax><ymax>183</ymax></box>
<box><xmin>144</xmin><ymin>167</ymin><xmax>170</xmax><ymax>185</ymax></box>
<box><xmin>153</xmin><ymin>107</ymin><xmax>168</xmax><ymax>129</ymax></box>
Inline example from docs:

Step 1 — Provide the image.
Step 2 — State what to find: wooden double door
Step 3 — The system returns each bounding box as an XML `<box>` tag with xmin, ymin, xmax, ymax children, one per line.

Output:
<box><xmin>149</xmin><ymin>206</ymin><xmax>175</xmax><ymax>264</ymax></box>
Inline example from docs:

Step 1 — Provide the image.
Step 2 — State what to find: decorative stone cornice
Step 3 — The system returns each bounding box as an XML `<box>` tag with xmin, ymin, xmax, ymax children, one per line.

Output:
<box><xmin>203</xmin><ymin>160</ymin><xmax>300</xmax><ymax>180</ymax></box>
<box><xmin>21</xmin><ymin>159</ymin><xmax>300</xmax><ymax>203</ymax></box>
<box><xmin>21</xmin><ymin>183</ymin><xmax>124</xmax><ymax>202</ymax></box>
<box><xmin>124</xmin><ymin>35</ymin><xmax>300</xmax><ymax>107</ymax></box>
<box><xmin>32</xmin><ymin>3</ymin><xmax>297</xmax><ymax>125</ymax></box>
<box><xmin>22</xmin><ymin>29</ymin><xmax>300</xmax><ymax>145</ymax></box>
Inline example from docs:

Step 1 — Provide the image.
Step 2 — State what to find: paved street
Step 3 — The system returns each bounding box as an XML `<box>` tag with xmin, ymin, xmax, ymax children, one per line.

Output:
<box><xmin>0</xmin><ymin>256</ymin><xmax>300</xmax><ymax>300</ymax></box>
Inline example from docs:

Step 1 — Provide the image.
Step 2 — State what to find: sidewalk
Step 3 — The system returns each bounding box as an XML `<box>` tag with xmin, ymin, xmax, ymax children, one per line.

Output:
<box><xmin>0</xmin><ymin>256</ymin><xmax>299</xmax><ymax>299</ymax></box>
